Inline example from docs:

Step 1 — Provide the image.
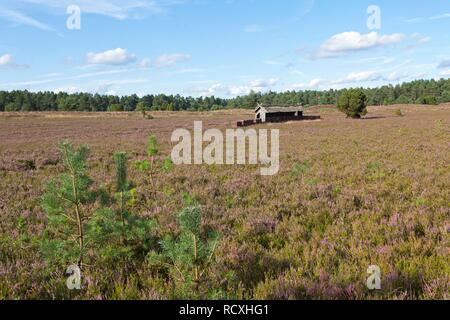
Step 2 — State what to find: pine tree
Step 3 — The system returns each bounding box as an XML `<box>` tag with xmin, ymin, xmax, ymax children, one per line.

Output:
<box><xmin>163</xmin><ymin>157</ymin><xmax>174</xmax><ymax>172</ymax></box>
<box><xmin>41</xmin><ymin>141</ymin><xmax>95</xmax><ymax>268</ymax></box>
<box><xmin>86</xmin><ymin>152</ymin><xmax>155</xmax><ymax>264</ymax></box>
<box><xmin>135</xmin><ymin>135</ymin><xmax>160</xmax><ymax>192</ymax></box>
<box><xmin>149</xmin><ymin>198</ymin><xmax>220</xmax><ymax>298</ymax></box>
<box><xmin>114</xmin><ymin>152</ymin><xmax>128</xmax><ymax>230</ymax></box>
<box><xmin>41</xmin><ymin>143</ymin><xmax>156</xmax><ymax>270</ymax></box>
<box><xmin>337</xmin><ymin>89</ymin><xmax>368</xmax><ymax>119</ymax></box>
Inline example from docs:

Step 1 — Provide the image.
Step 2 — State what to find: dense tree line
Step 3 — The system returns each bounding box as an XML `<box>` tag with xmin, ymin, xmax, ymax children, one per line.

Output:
<box><xmin>1</xmin><ymin>78</ymin><xmax>449</xmax><ymax>112</ymax></box>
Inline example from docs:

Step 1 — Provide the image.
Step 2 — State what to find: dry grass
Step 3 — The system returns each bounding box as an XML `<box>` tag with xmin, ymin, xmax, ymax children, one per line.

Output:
<box><xmin>0</xmin><ymin>104</ymin><xmax>449</xmax><ymax>299</ymax></box>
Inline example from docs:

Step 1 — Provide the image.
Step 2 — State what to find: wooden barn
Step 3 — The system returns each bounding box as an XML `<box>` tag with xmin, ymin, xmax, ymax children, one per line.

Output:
<box><xmin>255</xmin><ymin>104</ymin><xmax>304</xmax><ymax>123</ymax></box>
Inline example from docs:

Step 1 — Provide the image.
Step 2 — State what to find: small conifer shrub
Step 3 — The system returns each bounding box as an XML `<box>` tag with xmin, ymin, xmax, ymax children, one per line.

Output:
<box><xmin>135</xmin><ymin>135</ymin><xmax>159</xmax><ymax>185</ymax></box>
<box><xmin>41</xmin><ymin>141</ymin><xmax>95</xmax><ymax>268</ymax></box>
<box><xmin>86</xmin><ymin>152</ymin><xmax>155</xmax><ymax>264</ymax></box>
<box><xmin>337</xmin><ymin>89</ymin><xmax>368</xmax><ymax>119</ymax></box>
<box><xmin>148</xmin><ymin>196</ymin><xmax>220</xmax><ymax>298</ymax></box>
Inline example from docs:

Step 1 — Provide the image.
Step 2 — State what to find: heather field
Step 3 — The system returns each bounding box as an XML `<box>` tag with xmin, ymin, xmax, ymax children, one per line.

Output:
<box><xmin>0</xmin><ymin>104</ymin><xmax>449</xmax><ymax>300</ymax></box>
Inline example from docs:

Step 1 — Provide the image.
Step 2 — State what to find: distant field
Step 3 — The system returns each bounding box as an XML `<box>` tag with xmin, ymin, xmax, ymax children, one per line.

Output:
<box><xmin>0</xmin><ymin>104</ymin><xmax>449</xmax><ymax>299</ymax></box>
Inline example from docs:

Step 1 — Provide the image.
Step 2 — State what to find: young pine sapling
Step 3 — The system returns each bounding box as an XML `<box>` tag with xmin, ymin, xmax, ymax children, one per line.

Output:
<box><xmin>86</xmin><ymin>152</ymin><xmax>155</xmax><ymax>264</ymax></box>
<box><xmin>41</xmin><ymin>141</ymin><xmax>95</xmax><ymax>268</ymax></box>
<box><xmin>135</xmin><ymin>135</ymin><xmax>159</xmax><ymax>185</ymax></box>
<box><xmin>115</xmin><ymin>152</ymin><xmax>128</xmax><ymax>232</ymax></box>
<box><xmin>149</xmin><ymin>197</ymin><xmax>220</xmax><ymax>297</ymax></box>
<box><xmin>146</xmin><ymin>135</ymin><xmax>158</xmax><ymax>186</ymax></box>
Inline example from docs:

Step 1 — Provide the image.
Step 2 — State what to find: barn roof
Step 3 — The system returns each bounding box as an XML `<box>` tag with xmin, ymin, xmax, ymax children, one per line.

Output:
<box><xmin>255</xmin><ymin>104</ymin><xmax>303</xmax><ymax>113</ymax></box>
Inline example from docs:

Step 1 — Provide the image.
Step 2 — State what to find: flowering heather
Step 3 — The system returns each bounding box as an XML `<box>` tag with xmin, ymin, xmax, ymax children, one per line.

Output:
<box><xmin>0</xmin><ymin>105</ymin><xmax>449</xmax><ymax>300</ymax></box>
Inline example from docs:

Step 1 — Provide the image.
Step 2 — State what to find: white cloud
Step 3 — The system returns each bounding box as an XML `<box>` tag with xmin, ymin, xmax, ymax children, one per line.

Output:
<box><xmin>429</xmin><ymin>13</ymin><xmax>450</xmax><ymax>20</ymax></box>
<box><xmin>0</xmin><ymin>54</ymin><xmax>27</xmax><ymax>68</ymax></box>
<box><xmin>412</xmin><ymin>72</ymin><xmax>428</xmax><ymax>79</ymax></box>
<box><xmin>286</xmin><ymin>70</ymin><xmax>412</xmax><ymax>92</ymax></box>
<box><xmin>16</xmin><ymin>0</ymin><xmax>174</xmax><ymax>20</ymax></box>
<box><xmin>386</xmin><ymin>72</ymin><xmax>401</xmax><ymax>81</ymax></box>
<box><xmin>99</xmin><ymin>78</ymin><xmax>148</xmax><ymax>85</ymax></box>
<box><xmin>70</xmin><ymin>68</ymin><xmax>131</xmax><ymax>79</ymax></box>
<box><xmin>40</xmin><ymin>72</ymin><xmax>64</xmax><ymax>78</ymax></box>
<box><xmin>197</xmin><ymin>78</ymin><xmax>278</xmax><ymax>97</ymax></box>
<box><xmin>263</xmin><ymin>60</ymin><xmax>284</xmax><ymax>66</ymax></box>
<box><xmin>405</xmin><ymin>13</ymin><xmax>450</xmax><ymax>23</ymax></box>
<box><xmin>154</xmin><ymin>53</ymin><xmax>191</xmax><ymax>68</ymax></box>
<box><xmin>438</xmin><ymin>59</ymin><xmax>450</xmax><ymax>69</ymax></box>
<box><xmin>55</xmin><ymin>78</ymin><xmax>148</xmax><ymax>95</ymax></box>
<box><xmin>199</xmin><ymin>83</ymin><xmax>225</xmax><ymax>96</ymax></box>
<box><xmin>1</xmin><ymin>67</ymin><xmax>141</xmax><ymax>88</ymax></box>
<box><xmin>439</xmin><ymin>69</ymin><xmax>450</xmax><ymax>77</ymax></box>
<box><xmin>174</xmin><ymin>68</ymin><xmax>205</xmax><ymax>74</ymax></box>
<box><xmin>316</xmin><ymin>31</ymin><xmax>405</xmax><ymax>58</ymax></box>
<box><xmin>228</xmin><ymin>85</ymin><xmax>253</xmax><ymax>96</ymax></box>
<box><xmin>308</xmin><ymin>78</ymin><xmax>322</xmax><ymax>88</ymax></box>
<box><xmin>0</xmin><ymin>54</ymin><xmax>14</xmax><ymax>66</ymax></box>
<box><xmin>139</xmin><ymin>58</ymin><xmax>151</xmax><ymax>68</ymax></box>
<box><xmin>105</xmin><ymin>89</ymin><xmax>118</xmax><ymax>96</ymax></box>
<box><xmin>286</xmin><ymin>79</ymin><xmax>323</xmax><ymax>91</ymax></box>
<box><xmin>4</xmin><ymin>78</ymin><xmax>56</xmax><ymax>86</ymax></box>
<box><xmin>244</xmin><ymin>24</ymin><xmax>263</xmax><ymax>33</ymax></box>
<box><xmin>334</xmin><ymin>71</ymin><xmax>382</xmax><ymax>84</ymax></box>
<box><xmin>55</xmin><ymin>86</ymin><xmax>79</xmax><ymax>94</ymax></box>
<box><xmin>0</xmin><ymin>6</ymin><xmax>54</xmax><ymax>31</ymax></box>
<box><xmin>289</xmin><ymin>69</ymin><xmax>304</xmax><ymax>76</ymax></box>
<box><xmin>87</xmin><ymin>48</ymin><xmax>137</xmax><ymax>65</ymax></box>
<box><xmin>248</xmin><ymin>78</ymin><xmax>278</xmax><ymax>88</ymax></box>
<box><xmin>385</xmin><ymin>71</ymin><xmax>408</xmax><ymax>82</ymax></box>
<box><xmin>93</xmin><ymin>78</ymin><xmax>148</xmax><ymax>94</ymax></box>
<box><xmin>342</xmin><ymin>56</ymin><xmax>395</xmax><ymax>65</ymax></box>
<box><xmin>405</xmin><ymin>33</ymin><xmax>431</xmax><ymax>50</ymax></box>
<box><xmin>230</xmin><ymin>78</ymin><xmax>278</xmax><ymax>95</ymax></box>
<box><xmin>411</xmin><ymin>33</ymin><xmax>430</xmax><ymax>45</ymax></box>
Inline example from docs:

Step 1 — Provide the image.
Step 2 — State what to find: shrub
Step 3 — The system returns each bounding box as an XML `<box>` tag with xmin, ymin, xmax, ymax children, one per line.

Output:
<box><xmin>148</xmin><ymin>201</ymin><xmax>220</xmax><ymax>298</ymax></box>
<box><xmin>337</xmin><ymin>89</ymin><xmax>368</xmax><ymax>119</ymax></box>
<box><xmin>136</xmin><ymin>102</ymin><xmax>154</xmax><ymax>119</ymax></box>
<box><xmin>135</xmin><ymin>102</ymin><xmax>148</xmax><ymax>113</ymax></box>
<box><xmin>416</xmin><ymin>95</ymin><xmax>438</xmax><ymax>105</ymax></box>
<box><xmin>86</xmin><ymin>152</ymin><xmax>155</xmax><ymax>264</ymax></box>
<box><xmin>290</xmin><ymin>161</ymin><xmax>311</xmax><ymax>178</ymax></box>
<box><xmin>41</xmin><ymin>141</ymin><xmax>95</xmax><ymax>268</ymax></box>
<box><xmin>108</xmin><ymin>104</ymin><xmax>123</xmax><ymax>112</ymax></box>
<box><xmin>114</xmin><ymin>152</ymin><xmax>129</xmax><ymax>229</ymax></box>
<box><xmin>5</xmin><ymin>103</ymin><xmax>17</xmax><ymax>112</ymax></box>
<box><xmin>135</xmin><ymin>135</ymin><xmax>159</xmax><ymax>187</ymax></box>
<box><xmin>395</xmin><ymin>95</ymin><xmax>411</xmax><ymax>104</ymax></box>
<box><xmin>163</xmin><ymin>157</ymin><xmax>174</xmax><ymax>172</ymax></box>
<box><xmin>441</xmin><ymin>90</ymin><xmax>450</xmax><ymax>103</ymax></box>
<box><xmin>41</xmin><ymin>142</ymin><xmax>156</xmax><ymax>271</ymax></box>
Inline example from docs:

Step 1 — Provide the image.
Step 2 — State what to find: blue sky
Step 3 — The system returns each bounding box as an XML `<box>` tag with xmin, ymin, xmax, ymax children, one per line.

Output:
<box><xmin>0</xmin><ymin>0</ymin><xmax>449</xmax><ymax>97</ymax></box>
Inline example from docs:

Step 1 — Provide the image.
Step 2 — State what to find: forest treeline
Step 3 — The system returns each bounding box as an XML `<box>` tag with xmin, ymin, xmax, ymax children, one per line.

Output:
<box><xmin>1</xmin><ymin>78</ymin><xmax>450</xmax><ymax>112</ymax></box>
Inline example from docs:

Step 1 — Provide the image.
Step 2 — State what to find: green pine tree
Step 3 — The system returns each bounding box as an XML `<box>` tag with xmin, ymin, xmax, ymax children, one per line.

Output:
<box><xmin>41</xmin><ymin>141</ymin><xmax>95</xmax><ymax>268</ymax></box>
<box><xmin>337</xmin><ymin>89</ymin><xmax>368</xmax><ymax>119</ymax></box>
<box><xmin>149</xmin><ymin>199</ymin><xmax>220</xmax><ymax>298</ymax></box>
<box><xmin>86</xmin><ymin>152</ymin><xmax>155</xmax><ymax>264</ymax></box>
<box><xmin>114</xmin><ymin>152</ymin><xmax>128</xmax><ymax>231</ymax></box>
